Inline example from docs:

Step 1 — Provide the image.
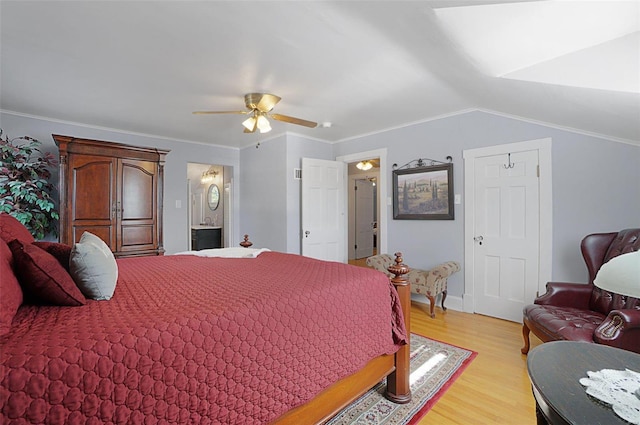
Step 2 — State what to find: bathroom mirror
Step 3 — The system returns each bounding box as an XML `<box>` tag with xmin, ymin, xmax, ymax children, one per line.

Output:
<box><xmin>207</xmin><ymin>184</ymin><xmax>220</xmax><ymax>211</ymax></box>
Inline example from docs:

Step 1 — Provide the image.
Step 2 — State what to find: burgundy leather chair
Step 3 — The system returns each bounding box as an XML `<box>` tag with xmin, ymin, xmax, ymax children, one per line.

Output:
<box><xmin>521</xmin><ymin>229</ymin><xmax>640</xmax><ymax>354</ymax></box>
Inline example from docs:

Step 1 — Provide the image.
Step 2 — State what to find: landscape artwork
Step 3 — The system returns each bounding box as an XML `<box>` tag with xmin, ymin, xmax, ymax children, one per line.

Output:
<box><xmin>393</xmin><ymin>163</ymin><xmax>454</xmax><ymax>220</ymax></box>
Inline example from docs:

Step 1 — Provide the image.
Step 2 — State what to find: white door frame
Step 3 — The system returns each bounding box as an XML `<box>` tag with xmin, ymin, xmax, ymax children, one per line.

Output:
<box><xmin>354</xmin><ymin>178</ymin><xmax>375</xmax><ymax>259</ymax></box>
<box><xmin>337</xmin><ymin>148</ymin><xmax>388</xmax><ymax>259</ymax></box>
<box><xmin>223</xmin><ymin>178</ymin><xmax>233</xmax><ymax>247</ymax></box>
<box><xmin>462</xmin><ymin>138</ymin><xmax>553</xmax><ymax>313</ymax></box>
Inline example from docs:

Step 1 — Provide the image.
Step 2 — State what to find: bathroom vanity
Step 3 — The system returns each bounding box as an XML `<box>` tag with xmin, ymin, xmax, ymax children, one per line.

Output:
<box><xmin>191</xmin><ymin>226</ymin><xmax>222</xmax><ymax>250</ymax></box>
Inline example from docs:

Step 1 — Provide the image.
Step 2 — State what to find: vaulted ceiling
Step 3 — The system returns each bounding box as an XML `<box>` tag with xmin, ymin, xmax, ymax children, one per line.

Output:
<box><xmin>1</xmin><ymin>1</ymin><xmax>638</xmax><ymax>148</ymax></box>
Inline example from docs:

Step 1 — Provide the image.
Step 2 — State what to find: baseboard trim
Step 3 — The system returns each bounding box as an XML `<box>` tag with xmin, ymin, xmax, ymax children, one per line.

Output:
<box><xmin>411</xmin><ymin>293</ymin><xmax>464</xmax><ymax>313</ymax></box>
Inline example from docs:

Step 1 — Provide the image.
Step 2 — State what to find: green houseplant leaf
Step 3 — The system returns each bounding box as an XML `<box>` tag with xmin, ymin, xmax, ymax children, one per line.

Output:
<box><xmin>0</xmin><ymin>129</ymin><xmax>59</xmax><ymax>240</ymax></box>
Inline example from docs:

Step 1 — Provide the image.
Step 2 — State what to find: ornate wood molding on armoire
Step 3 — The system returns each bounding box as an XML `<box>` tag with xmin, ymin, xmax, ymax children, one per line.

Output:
<box><xmin>54</xmin><ymin>135</ymin><xmax>170</xmax><ymax>258</ymax></box>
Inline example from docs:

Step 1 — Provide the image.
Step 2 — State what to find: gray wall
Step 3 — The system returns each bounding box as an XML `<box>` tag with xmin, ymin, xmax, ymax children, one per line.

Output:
<box><xmin>3</xmin><ymin>109</ymin><xmax>638</xmax><ymax>300</ymax></box>
<box><xmin>333</xmin><ymin>110</ymin><xmax>640</xmax><ymax>298</ymax></box>
<box><xmin>238</xmin><ymin>133</ymin><xmax>332</xmax><ymax>253</ymax></box>
<box><xmin>0</xmin><ymin>111</ymin><xmax>240</xmax><ymax>254</ymax></box>
<box><xmin>239</xmin><ymin>135</ymin><xmax>288</xmax><ymax>251</ymax></box>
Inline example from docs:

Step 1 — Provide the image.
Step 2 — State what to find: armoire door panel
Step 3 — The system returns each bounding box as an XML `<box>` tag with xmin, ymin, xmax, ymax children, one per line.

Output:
<box><xmin>70</xmin><ymin>157</ymin><xmax>115</xmax><ymax>221</ymax></box>
<box><xmin>72</xmin><ymin>226</ymin><xmax>114</xmax><ymax>247</ymax></box>
<box><xmin>120</xmin><ymin>160</ymin><xmax>156</xmax><ymax>221</ymax></box>
<box><xmin>67</xmin><ymin>155</ymin><xmax>117</xmax><ymax>249</ymax></box>
<box><xmin>120</xmin><ymin>225</ymin><xmax>154</xmax><ymax>248</ymax></box>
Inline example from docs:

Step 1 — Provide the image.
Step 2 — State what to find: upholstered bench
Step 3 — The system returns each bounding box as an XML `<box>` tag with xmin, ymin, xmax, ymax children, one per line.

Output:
<box><xmin>366</xmin><ymin>254</ymin><xmax>460</xmax><ymax>318</ymax></box>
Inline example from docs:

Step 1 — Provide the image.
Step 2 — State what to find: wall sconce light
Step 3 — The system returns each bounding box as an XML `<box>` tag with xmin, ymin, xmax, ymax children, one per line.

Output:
<box><xmin>356</xmin><ymin>160</ymin><xmax>373</xmax><ymax>171</ymax></box>
<box><xmin>201</xmin><ymin>168</ymin><xmax>218</xmax><ymax>184</ymax></box>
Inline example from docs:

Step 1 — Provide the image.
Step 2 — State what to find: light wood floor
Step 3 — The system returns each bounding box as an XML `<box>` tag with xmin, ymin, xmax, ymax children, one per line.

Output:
<box><xmin>410</xmin><ymin>302</ymin><xmax>543</xmax><ymax>424</ymax></box>
<box><xmin>348</xmin><ymin>257</ymin><xmax>370</xmax><ymax>268</ymax></box>
<box><xmin>349</xmin><ymin>256</ymin><xmax>544</xmax><ymax>423</ymax></box>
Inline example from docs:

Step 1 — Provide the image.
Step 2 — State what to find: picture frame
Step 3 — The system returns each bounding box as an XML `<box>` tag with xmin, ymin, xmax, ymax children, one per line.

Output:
<box><xmin>393</xmin><ymin>163</ymin><xmax>454</xmax><ymax>220</ymax></box>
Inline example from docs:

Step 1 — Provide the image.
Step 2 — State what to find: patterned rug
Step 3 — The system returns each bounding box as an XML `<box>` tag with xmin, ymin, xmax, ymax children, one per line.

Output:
<box><xmin>327</xmin><ymin>333</ymin><xmax>477</xmax><ymax>425</ymax></box>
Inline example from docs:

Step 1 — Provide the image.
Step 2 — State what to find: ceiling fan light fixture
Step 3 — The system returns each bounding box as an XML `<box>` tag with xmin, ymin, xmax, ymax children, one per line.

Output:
<box><xmin>242</xmin><ymin>116</ymin><xmax>256</xmax><ymax>131</ymax></box>
<box><xmin>195</xmin><ymin>93</ymin><xmax>316</xmax><ymax>134</ymax></box>
<box><xmin>356</xmin><ymin>160</ymin><xmax>373</xmax><ymax>171</ymax></box>
<box><xmin>256</xmin><ymin>114</ymin><xmax>271</xmax><ymax>133</ymax></box>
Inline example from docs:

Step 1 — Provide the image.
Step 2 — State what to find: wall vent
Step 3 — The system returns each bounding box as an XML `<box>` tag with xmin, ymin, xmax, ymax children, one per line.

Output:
<box><xmin>294</xmin><ymin>168</ymin><xmax>302</xmax><ymax>180</ymax></box>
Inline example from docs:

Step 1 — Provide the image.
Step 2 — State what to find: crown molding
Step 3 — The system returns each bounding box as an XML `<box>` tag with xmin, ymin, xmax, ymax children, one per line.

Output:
<box><xmin>0</xmin><ymin>109</ymin><xmax>240</xmax><ymax>150</ymax></box>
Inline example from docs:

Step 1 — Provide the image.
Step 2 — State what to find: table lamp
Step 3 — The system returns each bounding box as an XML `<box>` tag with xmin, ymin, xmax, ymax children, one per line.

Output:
<box><xmin>593</xmin><ymin>250</ymin><xmax>640</xmax><ymax>298</ymax></box>
<box><xmin>593</xmin><ymin>249</ymin><xmax>640</xmax><ymax>396</ymax></box>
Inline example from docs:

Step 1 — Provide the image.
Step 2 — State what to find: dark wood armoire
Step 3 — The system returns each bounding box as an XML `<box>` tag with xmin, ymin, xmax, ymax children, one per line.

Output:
<box><xmin>54</xmin><ymin>135</ymin><xmax>170</xmax><ymax>258</ymax></box>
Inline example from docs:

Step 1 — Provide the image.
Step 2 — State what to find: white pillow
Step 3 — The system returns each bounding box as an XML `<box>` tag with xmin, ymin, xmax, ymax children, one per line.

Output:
<box><xmin>70</xmin><ymin>232</ymin><xmax>118</xmax><ymax>300</ymax></box>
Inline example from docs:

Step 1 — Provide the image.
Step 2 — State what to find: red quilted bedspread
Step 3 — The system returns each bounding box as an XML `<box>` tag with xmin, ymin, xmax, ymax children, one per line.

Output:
<box><xmin>1</xmin><ymin>252</ymin><xmax>406</xmax><ymax>424</ymax></box>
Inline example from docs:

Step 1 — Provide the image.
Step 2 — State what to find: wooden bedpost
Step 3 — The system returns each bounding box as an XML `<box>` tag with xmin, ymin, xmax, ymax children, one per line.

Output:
<box><xmin>240</xmin><ymin>234</ymin><xmax>253</xmax><ymax>248</ymax></box>
<box><xmin>385</xmin><ymin>252</ymin><xmax>412</xmax><ymax>404</ymax></box>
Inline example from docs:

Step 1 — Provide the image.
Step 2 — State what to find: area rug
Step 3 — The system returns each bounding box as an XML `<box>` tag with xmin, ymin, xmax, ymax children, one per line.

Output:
<box><xmin>326</xmin><ymin>333</ymin><xmax>477</xmax><ymax>425</ymax></box>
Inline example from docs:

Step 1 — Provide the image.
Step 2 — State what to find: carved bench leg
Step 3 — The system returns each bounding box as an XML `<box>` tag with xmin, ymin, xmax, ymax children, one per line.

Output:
<box><xmin>426</xmin><ymin>295</ymin><xmax>436</xmax><ymax>318</ymax></box>
<box><xmin>441</xmin><ymin>290</ymin><xmax>447</xmax><ymax>312</ymax></box>
<box><xmin>521</xmin><ymin>323</ymin><xmax>531</xmax><ymax>354</ymax></box>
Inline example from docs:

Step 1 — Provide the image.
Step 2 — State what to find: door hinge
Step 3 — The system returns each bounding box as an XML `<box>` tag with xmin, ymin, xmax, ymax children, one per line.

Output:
<box><xmin>537</xmin><ymin>165</ymin><xmax>540</xmax><ymax>177</ymax></box>
<box><xmin>294</xmin><ymin>168</ymin><xmax>302</xmax><ymax>180</ymax></box>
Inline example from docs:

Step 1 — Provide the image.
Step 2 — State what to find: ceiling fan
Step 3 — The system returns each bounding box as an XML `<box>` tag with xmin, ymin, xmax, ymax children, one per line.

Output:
<box><xmin>193</xmin><ymin>93</ymin><xmax>317</xmax><ymax>134</ymax></box>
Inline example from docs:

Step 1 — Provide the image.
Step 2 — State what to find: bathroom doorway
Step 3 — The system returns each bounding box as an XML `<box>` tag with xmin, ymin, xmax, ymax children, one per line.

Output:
<box><xmin>186</xmin><ymin>163</ymin><xmax>233</xmax><ymax>249</ymax></box>
<box><xmin>347</xmin><ymin>159</ymin><xmax>380</xmax><ymax>264</ymax></box>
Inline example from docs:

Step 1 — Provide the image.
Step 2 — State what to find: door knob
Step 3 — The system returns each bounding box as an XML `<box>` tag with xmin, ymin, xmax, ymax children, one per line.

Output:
<box><xmin>474</xmin><ymin>235</ymin><xmax>483</xmax><ymax>245</ymax></box>
<box><xmin>304</xmin><ymin>230</ymin><xmax>310</xmax><ymax>238</ymax></box>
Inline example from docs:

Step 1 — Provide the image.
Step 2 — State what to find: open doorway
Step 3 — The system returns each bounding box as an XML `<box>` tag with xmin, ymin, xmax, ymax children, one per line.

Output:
<box><xmin>336</xmin><ymin>149</ymin><xmax>388</xmax><ymax>266</ymax></box>
<box><xmin>347</xmin><ymin>159</ymin><xmax>380</xmax><ymax>266</ymax></box>
<box><xmin>186</xmin><ymin>163</ymin><xmax>234</xmax><ymax>250</ymax></box>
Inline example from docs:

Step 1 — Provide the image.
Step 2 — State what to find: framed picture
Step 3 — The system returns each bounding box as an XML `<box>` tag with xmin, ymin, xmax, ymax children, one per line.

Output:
<box><xmin>393</xmin><ymin>163</ymin><xmax>454</xmax><ymax>220</ymax></box>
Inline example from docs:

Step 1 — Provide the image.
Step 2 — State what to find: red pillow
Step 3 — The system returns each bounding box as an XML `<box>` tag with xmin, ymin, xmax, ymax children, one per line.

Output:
<box><xmin>0</xmin><ymin>239</ymin><xmax>23</xmax><ymax>335</ymax></box>
<box><xmin>8</xmin><ymin>239</ymin><xmax>86</xmax><ymax>306</ymax></box>
<box><xmin>33</xmin><ymin>241</ymin><xmax>72</xmax><ymax>272</ymax></box>
<box><xmin>0</xmin><ymin>213</ymin><xmax>34</xmax><ymax>244</ymax></box>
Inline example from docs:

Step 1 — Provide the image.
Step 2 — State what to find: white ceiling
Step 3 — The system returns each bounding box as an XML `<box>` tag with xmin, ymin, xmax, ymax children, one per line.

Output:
<box><xmin>1</xmin><ymin>0</ymin><xmax>639</xmax><ymax>149</ymax></box>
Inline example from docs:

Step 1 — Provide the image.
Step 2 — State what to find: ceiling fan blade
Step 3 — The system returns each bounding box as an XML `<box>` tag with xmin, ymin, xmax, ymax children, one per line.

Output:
<box><xmin>245</xmin><ymin>93</ymin><xmax>281</xmax><ymax>113</ymax></box>
<box><xmin>192</xmin><ymin>110</ymin><xmax>249</xmax><ymax>115</ymax></box>
<box><xmin>271</xmin><ymin>113</ymin><xmax>318</xmax><ymax>128</ymax></box>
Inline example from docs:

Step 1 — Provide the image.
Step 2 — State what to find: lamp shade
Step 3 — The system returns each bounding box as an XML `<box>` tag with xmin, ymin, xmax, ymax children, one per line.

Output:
<box><xmin>242</xmin><ymin>116</ymin><xmax>256</xmax><ymax>131</ymax></box>
<box><xmin>593</xmin><ymin>250</ymin><xmax>640</xmax><ymax>298</ymax></box>
<box><xmin>256</xmin><ymin>115</ymin><xmax>271</xmax><ymax>133</ymax></box>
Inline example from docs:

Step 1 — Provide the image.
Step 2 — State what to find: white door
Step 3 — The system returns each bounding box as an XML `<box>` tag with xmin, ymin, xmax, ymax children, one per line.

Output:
<box><xmin>472</xmin><ymin>150</ymin><xmax>540</xmax><ymax>322</ymax></box>
<box><xmin>355</xmin><ymin>179</ymin><xmax>374</xmax><ymax>259</ymax></box>
<box><xmin>301</xmin><ymin>158</ymin><xmax>345</xmax><ymax>262</ymax></box>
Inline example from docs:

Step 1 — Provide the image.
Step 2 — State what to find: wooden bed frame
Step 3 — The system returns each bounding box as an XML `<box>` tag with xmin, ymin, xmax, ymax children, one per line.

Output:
<box><xmin>271</xmin><ymin>250</ymin><xmax>412</xmax><ymax>424</ymax></box>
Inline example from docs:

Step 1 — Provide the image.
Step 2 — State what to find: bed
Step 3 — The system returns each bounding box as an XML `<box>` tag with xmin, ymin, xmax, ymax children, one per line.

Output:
<box><xmin>0</xmin><ymin>214</ymin><xmax>411</xmax><ymax>424</ymax></box>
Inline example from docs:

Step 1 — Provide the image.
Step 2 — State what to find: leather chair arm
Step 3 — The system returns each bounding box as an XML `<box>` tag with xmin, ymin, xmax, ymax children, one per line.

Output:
<box><xmin>534</xmin><ymin>282</ymin><xmax>593</xmax><ymax>309</ymax></box>
<box><xmin>594</xmin><ymin>309</ymin><xmax>640</xmax><ymax>354</ymax></box>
